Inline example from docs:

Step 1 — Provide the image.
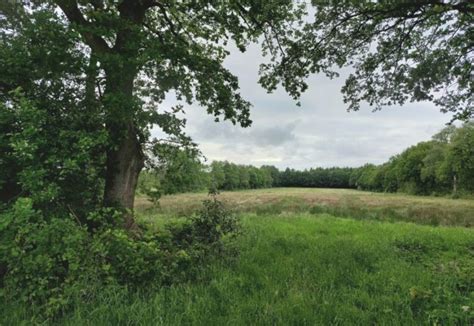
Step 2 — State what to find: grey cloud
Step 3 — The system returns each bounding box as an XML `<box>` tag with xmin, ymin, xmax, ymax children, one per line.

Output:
<box><xmin>192</xmin><ymin>117</ymin><xmax>298</xmax><ymax>149</ymax></box>
<box><xmin>151</xmin><ymin>42</ymin><xmax>453</xmax><ymax>170</ymax></box>
<box><xmin>250</xmin><ymin>122</ymin><xmax>297</xmax><ymax>147</ymax></box>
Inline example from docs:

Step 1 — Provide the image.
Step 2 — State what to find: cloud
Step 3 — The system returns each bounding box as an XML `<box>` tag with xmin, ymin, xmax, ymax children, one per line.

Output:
<box><xmin>151</xmin><ymin>42</ymin><xmax>453</xmax><ymax>170</ymax></box>
<box><xmin>194</xmin><ymin>119</ymin><xmax>297</xmax><ymax>148</ymax></box>
<box><xmin>252</xmin><ymin>123</ymin><xmax>297</xmax><ymax>147</ymax></box>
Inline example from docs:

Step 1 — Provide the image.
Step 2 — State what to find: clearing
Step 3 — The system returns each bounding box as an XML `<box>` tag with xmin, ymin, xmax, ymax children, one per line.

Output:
<box><xmin>136</xmin><ymin>187</ymin><xmax>474</xmax><ymax>227</ymax></box>
<box><xmin>7</xmin><ymin>188</ymin><xmax>472</xmax><ymax>324</ymax></box>
<box><xmin>99</xmin><ymin>188</ymin><xmax>472</xmax><ymax>324</ymax></box>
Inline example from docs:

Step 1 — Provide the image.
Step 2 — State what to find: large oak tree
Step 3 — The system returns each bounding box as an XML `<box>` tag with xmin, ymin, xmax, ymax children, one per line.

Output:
<box><xmin>0</xmin><ymin>0</ymin><xmax>301</xmax><ymax>228</ymax></box>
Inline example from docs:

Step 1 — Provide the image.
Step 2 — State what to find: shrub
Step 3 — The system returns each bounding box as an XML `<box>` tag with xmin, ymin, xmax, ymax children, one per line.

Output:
<box><xmin>146</xmin><ymin>187</ymin><xmax>162</xmax><ymax>206</ymax></box>
<box><xmin>0</xmin><ymin>195</ymin><xmax>239</xmax><ymax>318</ymax></box>
<box><xmin>168</xmin><ymin>192</ymin><xmax>240</xmax><ymax>261</ymax></box>
<box><xmin>0</xmin><ymin>198</ymin><xmax>102</xmax><ymax>316</ymax></box>
<box><xmin>191</xmin><ymin>193</ymin><xmax>239</xmax><ymax>246</ymax></box>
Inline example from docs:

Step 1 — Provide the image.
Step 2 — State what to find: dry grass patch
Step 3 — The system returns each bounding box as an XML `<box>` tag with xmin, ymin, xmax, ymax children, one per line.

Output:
<box><xmin>136</xmin><ymin>188</ymin><xmax>474</xmax><ymax>227</ymax></box>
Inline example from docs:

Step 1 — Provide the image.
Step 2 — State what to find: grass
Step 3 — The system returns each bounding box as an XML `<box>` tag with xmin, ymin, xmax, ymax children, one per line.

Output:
<box><xmin>136</xmin><ymin>187</ymin><xmax>474</xmax><ymax>227</ymax></box>
<box><xmin>3</xmin><ymin>188</ymin><xmax>474</xmax><ymax>325</ymax></box>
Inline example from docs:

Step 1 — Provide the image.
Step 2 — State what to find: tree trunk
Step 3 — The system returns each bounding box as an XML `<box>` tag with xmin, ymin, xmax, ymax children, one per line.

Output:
<box><xmin>453</xmin><ymin>174</ymin><xmax>457</xmax><ymax>195</ymax></box>
<box><xmin>56</xmin><ymin>0</ymin><xmax>149</xmax><ymax>229</ymax></box>
<box><xmin>102</xmin><ymin>67</ymin><xmax>144</xmax><ymax>229</ymax></box>
<box><xmin>104</xmin><ymin>123</ymin><xmax>144</xmax><ymax>228</ymax></box>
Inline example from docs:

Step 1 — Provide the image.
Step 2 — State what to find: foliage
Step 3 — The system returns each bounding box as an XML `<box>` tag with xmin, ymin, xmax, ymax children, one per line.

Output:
<box><xmin>1</xmin><ymin>1</ymin><xmax>473</xmax><ymax>322</ymax></box>
<box><xmin>447</xmin><ymin>123</ymin><xmax>474</xmax><ymax>191</ymax></box>
<box><xmin>278</xmin><ymin>166</ymin><xmax>354</xmax><ymax>188</ymax></box>
<box><xmin>190</xmin><ymin>192</ymin><xmax>239</xmax><ymax>249</ymax></box>
<box><xmin>351</xmin><ymin>123</ymin><xmax>474</xmax><ymax>195</ymax></box>
<box><xmin>0</xmin><ymin>198</ymin><xmax>101</xmax><ymax>316</ymax></box>
<box><xmin>210</xmin><ymin>161</ymin><xmax>273</xmax><ymax>191</ymax></box>
<box><xmin>0</xmin><ymin>8</ymin><xmax>107</xmax><ymax>218</ymax></box>
<box><xmin>0</xmin><ymin>195</ymin><xmax>238</xmax><ymax>318</ymax></box>
<box><xmin>138</xmin><ymin>158</ymin><xmax>276</xmax><ymax>202</ymax></box>
<box><xmin>3</xmin><ymin>212</ymin><xmax>473</xmax><ymax>325</ymax></box>
<box><xmin>0</xmin><ymin>0</ymin><xmax>305</xmax><ymax>227</ymax></box>
<box><xmin>137</xmin><ymin>123</ymin><xmax>474</xmax><ymax>201</ymax></box>
<box><xmin>260</xmin><ymin>1</ymin><xmax>474</xmax><ymax>121</ymax></box>
<box><xmin>138</xmin><ymin>145</ymin><xmax>209</xmax><ymax>200</ymax></box>
<box><xmin>0</xmin><ymin>102</ymin><xmax>21</xmax><ymax>204</ymax></box>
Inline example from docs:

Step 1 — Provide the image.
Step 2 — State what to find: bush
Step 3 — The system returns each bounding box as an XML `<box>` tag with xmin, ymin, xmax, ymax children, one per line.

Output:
<box><xmin>0</xmin><ymin>198</ymin><xmax>101</xmax><ymax>316</ymax></box>
<box><xmin>165</xmin><ymin>192</ymin><xmax>240</xmax><ymax>264</ymax></box>
<box><xmin>191</xmin><ymin>193</ymin><xmax>239</xmax><ymax>245</ymax></box>
<box><xmin>0</xmin><ymin>195</ymin><xmax>239</xmax><ymax>318</ymax></box>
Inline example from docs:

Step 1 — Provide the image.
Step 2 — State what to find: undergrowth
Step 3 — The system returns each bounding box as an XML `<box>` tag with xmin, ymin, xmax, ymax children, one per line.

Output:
<box><xmin>0</xmin><ymin>194</ymin><xmax>238</xmax><ymax>320</ymax></box>
<box><xmin>3</xmin><ymin>214</ymin><xmax>472</xmax><ymax>325</ymax></box>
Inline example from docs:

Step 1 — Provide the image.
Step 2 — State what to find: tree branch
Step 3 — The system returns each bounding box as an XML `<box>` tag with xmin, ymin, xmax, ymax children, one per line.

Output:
<box><xmin>54</xmin><ymin>0</ymin><xmax>111</xmax><ymax>54</ymax></box>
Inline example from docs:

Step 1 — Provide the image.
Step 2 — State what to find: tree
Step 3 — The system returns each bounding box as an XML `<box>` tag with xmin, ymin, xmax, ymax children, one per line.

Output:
<box><xmin>382</xmin><ymin>156</ymin><xmax>402</xmax><ymax>193</ymax></box>
<box><xmin>259</xmin><ymin>166</ymin><xmax>273</xmax><ymax>188</ymax></box>
<box><xmin>355</xmin><ymin>164</ymin><xmax>379</xmax><ymax>191</ymax></box>
<box><xmin>1</xmin><ymin>1</ymin><xmax>300</xmax><ymax>228</ymax></box>
<box><xmin>261</xmin><ymin>165</ymin><xmax>280</xmax><ymax>187</ymax></box>
<box><xmin>147</xmin><ymin>144</ymin><xmax>208</xmax><ymax>195</ymax></box>
<box><xmin>0</xmin><ymin>8</ymin><xmax>107</xmax><ymax>217</ymax></box>
<box><xmin>248</xmin><ymin>167</ymin><xmax>262</xmax><ymax>189</ymax></box>
<box><xmin>223</xmin><ymin>162</ymin><xmax>240</xmax><ymax>190</ymax></box>
<box><xmin>260</xmin><ymin>1</ymin><xmax>473</xmax><ymax>121</ymax></box>
<box><xmin>447</xmin><ymin>122</ymin><xmax>474</xmax><ymax>192</ymax></box>
<box><xmin>0</xmin><ymin>104</ymin><xmax>21</xmax><ymax>204</ymax></box>
<box><xmin>238</xmin><ymin>166</ymin><xmax>250</xmax><ymax>189</ymax></box>
<box><xmin>420</xmin><ymin>141</ymin><xmax>450</xmax><ymax>193</ymax></box>
<box><xmin>210</xmin><ymin>161</ymin><xmax>226</xmax><ymax>191</ymax></box>
<box><xmin>394</xmin><ymin>142</ymin><xmax>433</xmax><ymax>194</ymax></box>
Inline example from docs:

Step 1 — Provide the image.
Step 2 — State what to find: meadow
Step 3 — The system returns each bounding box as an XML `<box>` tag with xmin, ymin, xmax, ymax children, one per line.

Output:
<box><xmin>2</xmin><ymin>3</ymin><xmax>473</xmax><ymax>325</ymax></box>
<box><xmin>4</xmin><ymin>188</ymin><xmax>472</xmax><ymax>325</ymax></box>
<box><xmin>136</xmin><ymin>188</ymin><xmax>474</xmax><ymax>227</ymax></box>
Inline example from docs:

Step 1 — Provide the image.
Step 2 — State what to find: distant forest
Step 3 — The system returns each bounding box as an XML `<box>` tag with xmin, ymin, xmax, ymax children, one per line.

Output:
<box><xmin>140</xmin><ymin>123</ymin><xmax>474</xmax><ymax>198</ymax></box>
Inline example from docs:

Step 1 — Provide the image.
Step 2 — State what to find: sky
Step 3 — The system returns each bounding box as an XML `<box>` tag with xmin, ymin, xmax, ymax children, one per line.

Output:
<box><xmin>153</xmin><ymin>43</ymin><xmax>453</xmax><ymax>170</ymax></box>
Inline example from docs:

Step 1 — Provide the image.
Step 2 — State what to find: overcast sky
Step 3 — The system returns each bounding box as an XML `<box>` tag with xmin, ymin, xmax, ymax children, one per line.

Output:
<box><xmin>154</xmin><ymin>44</ymin><xmax>453</xmax><ymax>170</ymax></box>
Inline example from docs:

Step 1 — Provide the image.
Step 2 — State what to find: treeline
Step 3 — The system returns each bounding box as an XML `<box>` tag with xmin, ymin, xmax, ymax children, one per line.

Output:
<box><xmin>278</xmin><ymin>167</ymin><xmax>353</xmax><ymax>188</ymax></box>
<box><xmin>279</xmin><ymin>124</ymin><xmax>474</xmax><ymax>195</ymax></box>
<box><xmin>208</xmin><ymin>162</ymin><xmax>276</xmax><ymax>190</ymax></box>
<box><xmin>351</xmin><ymin>123</ymin><xmax>474</xmax><ymax>195</ymax></box>
<box><xmin>138</xmin><ymin>161</ymin><xmax>278</xmax><ymax>197</ymax></box>
<box><xmin>139</xmin><ymin>123</ymin><xmax>474</xmax><ymax>197</ymax></box>
<box><xmin>139</xmin><ymin>161</ymin><xmax>358</xmax><ymax>196</ymax></box>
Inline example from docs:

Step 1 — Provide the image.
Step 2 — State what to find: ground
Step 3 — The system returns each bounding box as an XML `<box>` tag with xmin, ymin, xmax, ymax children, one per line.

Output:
<box><xmin>131</xmin><ymin>188</ymin><xmax>474</xmax><ymax>324</ymax></box>
<box><xmin>136</xmin><ymin>187</ymin><xmax>474</xmax><ymax>227</ymax></box>
<box><xmin>60</xmin><ymin>213</ymin><xmax>474</xmax><ymax>325</ymax></box>
<box><xmin>5</xmin><ymin>188</ymin><xmax>474</xmax><ymax>324</ymax></box>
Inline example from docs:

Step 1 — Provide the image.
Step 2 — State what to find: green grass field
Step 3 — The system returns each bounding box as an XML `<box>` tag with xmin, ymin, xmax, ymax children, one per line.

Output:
<box><xmin>3</xmin><ymin>188</ymin><xmax>474</xmax><ymax>324</ymax></box>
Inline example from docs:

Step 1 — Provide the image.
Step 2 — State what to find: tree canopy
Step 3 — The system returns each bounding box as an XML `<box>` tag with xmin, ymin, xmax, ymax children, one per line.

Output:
<box><xmin>0</xmin><ymin>0</ymin><xmax>302</xmax><ymax>226</ymax></box>
<box><xmin>1</xmin><ymin>1</ymin><xmax>473</xmax><ymax>316</ymax></box>
<box><xmin>260</xmin><ymin>0</ymin><xmax>473</xmax><ymax>121</ymax></box>
<box><xmin>1</xmin><ymin>0</ymin><xmax>472</xmax><ymax>228</ymax></box>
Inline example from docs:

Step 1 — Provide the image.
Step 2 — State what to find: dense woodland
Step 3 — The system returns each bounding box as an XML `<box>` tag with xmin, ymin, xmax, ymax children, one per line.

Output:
<box><xmin>140</xmin><ymin>123</ymin><xmax>474</xmax><ymax>197</ymax></box>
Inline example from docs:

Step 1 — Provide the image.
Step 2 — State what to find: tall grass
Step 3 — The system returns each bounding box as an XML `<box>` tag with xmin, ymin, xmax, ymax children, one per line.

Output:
<box><xmin>3</xmin><ymin>213</ymin><xmax>473</xmax><ymax>325</ymax></box>
<box><xmin>137</xmin><ymin>188</ymin><xmax>474</xmax><ymax>227</ymax></box>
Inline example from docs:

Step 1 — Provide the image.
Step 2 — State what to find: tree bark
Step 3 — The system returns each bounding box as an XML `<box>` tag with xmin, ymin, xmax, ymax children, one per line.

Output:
<box><xmin>55</xmin><ymin>0</ymin><xmax>149</xmax><ymax>230</ymax></box>
<box><xmin>102</xmin><ymin>67</ymin><xmax>144</xmax><ymax>229</ymax></box>
<box><xmin>103</xmin><ymin>123</ymin><xmax>144</xmax><ymax>228</ymax></box>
